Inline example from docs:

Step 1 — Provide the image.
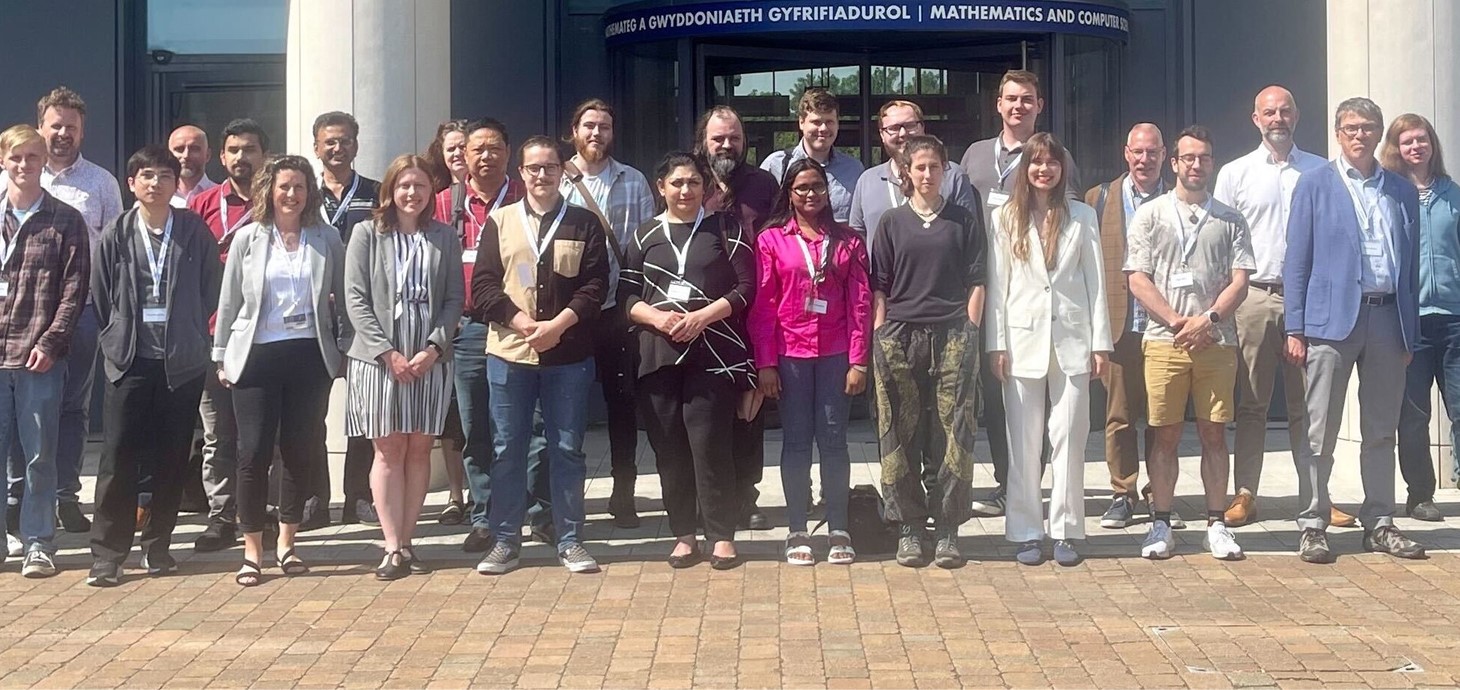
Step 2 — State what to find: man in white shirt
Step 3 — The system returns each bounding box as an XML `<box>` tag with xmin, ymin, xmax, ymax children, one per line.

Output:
<box><xmin>1212</xmin><ymin>86</ymin><xmax>1354</xmax><ymax>529</ymax></box>
<box><xmin>168</xmin><ymin>125</ymin><xmax>216</xmax><ymax>209</ymax></box>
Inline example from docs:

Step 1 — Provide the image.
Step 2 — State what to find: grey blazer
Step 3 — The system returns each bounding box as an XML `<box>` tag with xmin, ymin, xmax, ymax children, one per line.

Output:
<box><xmin>344</xmin><ymin>218</ymin><xmax>464</xmax><ymax>362</ymax></box>
<box><xmin>212</xmin><ymin>222</ymin><xmax>352</xmax><ymax>382</ymax></box>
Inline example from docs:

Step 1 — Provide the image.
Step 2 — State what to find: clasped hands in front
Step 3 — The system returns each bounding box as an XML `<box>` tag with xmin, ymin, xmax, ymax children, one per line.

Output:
<box><xmin>1169</xmin><ymin>315</ymin><xmax>1216</xmax><ymax>353</ymax></box>
<box><xmin>382</xmin><ymin>346</ymin><xmax>441</xmax><ymax>384</ymax></box>
<box><xmin>644</xmin><ymin>306</ymin><xmax>714</xmax><ymax>343</ymax></box>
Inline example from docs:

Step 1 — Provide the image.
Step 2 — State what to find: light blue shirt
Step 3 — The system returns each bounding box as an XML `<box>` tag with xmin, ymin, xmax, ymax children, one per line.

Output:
<box><xmin>1122</xmin><ymin>175</ymin><xmax>1163</xmax><ymax>333</ymax></box>
<box><xmin>1337</xmin><ymin>156</ymin><xmax>1398</xmax><ymax>294</ymax></box>
<box><xmin>760</xmin><ymin>142</ymin><xmax>865</xmax><ymax>223</ymax></box>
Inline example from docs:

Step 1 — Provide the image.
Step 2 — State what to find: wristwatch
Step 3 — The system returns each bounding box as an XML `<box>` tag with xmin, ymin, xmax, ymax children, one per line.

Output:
<box><xmin>1207</xmin><ymin>310</ymin><xmax>1221</xmax><ymax>324</ymax></box>
<box><xmin>427</xmin><ymin>341</ymin><xmax>444</xmax><ymax>355</ymax></box>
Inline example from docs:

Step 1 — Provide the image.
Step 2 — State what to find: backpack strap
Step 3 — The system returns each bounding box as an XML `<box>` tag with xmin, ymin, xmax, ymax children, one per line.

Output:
<box><xmin>450</xmin><ymin>181</ymin><xmax>467</xmax><ymax>237</ymax></box>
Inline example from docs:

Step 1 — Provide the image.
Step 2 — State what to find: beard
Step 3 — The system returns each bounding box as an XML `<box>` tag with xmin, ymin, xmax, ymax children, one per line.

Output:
<box><xmin>229</xmin><ymin>163</ymin><xmax>255</xmax><ymax>189</ymax></box>
<box><xmin>1178</xmin><ymin>176</ymin><xmax>1207</xmax><ymax>192</ymax></box>
<box><xmin>709</xmin><ymin>149</ymin><xmax>741</xmax><ymax>182</ymax></box>
<box><xmin>1263</xmin><ymin>127</ymin><xmax>1292</xmax><ymax>147</ymax></box>
<box><xmin>575</xmin><ymin>136</ymin><xmax>610</xmax><ymax>163</ymax></box>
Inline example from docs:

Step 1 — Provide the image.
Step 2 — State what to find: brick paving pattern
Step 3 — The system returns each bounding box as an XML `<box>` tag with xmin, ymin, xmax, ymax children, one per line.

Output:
<box><xmin>1</xmin><ymin>423</ymin><xmax>1458</xmax><ymax>689</ymax></box>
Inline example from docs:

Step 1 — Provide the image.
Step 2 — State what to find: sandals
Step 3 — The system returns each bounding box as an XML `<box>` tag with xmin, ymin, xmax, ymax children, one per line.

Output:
<box><xmin>277</xmin><ymin>548</ymin><xmax>309</xmax><ymax>576</ymax></box>
<box><xmin>828</xmin><ymin>530</ymin><xmax>856</xmax><ymax>565</ymax></box>
<box><xmin>785</xmin><ymin>532</ymin><xmax>815</xmax><ymax>566</ymax></box>
<box><xmin>235</xmin><ymin>559</ymin><xmax>262</xmax><ymax>587</ymax></box>
<box><xmin>438</xmin><ymin>500</ymin><xmax>466</xmax><ymax>526</ymax></box>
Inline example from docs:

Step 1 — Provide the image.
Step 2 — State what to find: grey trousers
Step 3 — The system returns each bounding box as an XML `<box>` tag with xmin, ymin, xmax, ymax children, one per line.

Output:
<box><xmin>199</xmin><ymin>374</ymin><xmax>238</xmax><ymax>524</ymax></box>
<box><xmin>1298</xmin><ymin>301</ymin><xmax>1406</xmax><ymax>531</ymax></box>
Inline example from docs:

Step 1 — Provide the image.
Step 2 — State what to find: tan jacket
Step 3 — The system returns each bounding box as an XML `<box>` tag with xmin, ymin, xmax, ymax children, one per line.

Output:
<box><xmin>1084</xmin><ymin>174</ymin><xmax>1130</xmax><ymax>345</ymax></box>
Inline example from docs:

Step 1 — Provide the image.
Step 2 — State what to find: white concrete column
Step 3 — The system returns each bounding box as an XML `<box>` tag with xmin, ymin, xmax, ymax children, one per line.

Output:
<box><xmin>1328</xmin><ymin>0</ymin><xmax>1460</xmax><ymax>478</ymax></box>
<box><xmin>286</xmin><ymin>0</ymin><xmax>454</xmax><ymax>492</ymax></box>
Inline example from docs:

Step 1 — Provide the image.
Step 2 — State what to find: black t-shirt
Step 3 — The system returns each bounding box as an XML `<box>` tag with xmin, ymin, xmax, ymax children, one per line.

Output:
<box><xmin>322</xmin><ymin>173</ymin><xmax>380</xmax><ymax>242</ymax></box>
<box><xmin>871</xmin><ymin>202</ymin><xmax>986</xmax><ymax>324</ymax></box>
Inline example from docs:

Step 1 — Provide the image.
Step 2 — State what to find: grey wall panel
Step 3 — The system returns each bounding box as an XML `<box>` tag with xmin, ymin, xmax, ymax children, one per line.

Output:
<box><xmin>450</xmin><ymin>0</ymin><xmax>554</xmax><ymax>152</ymax></box>
<box><xmin>1193</xmin><ymin>0</ymin><xmax>1327</xmax><ymax>165</ymax></box>
<box><xmin>0</xmin><ymin>0</ymin><xmax>122</xmax><ymax>176</ymax></box>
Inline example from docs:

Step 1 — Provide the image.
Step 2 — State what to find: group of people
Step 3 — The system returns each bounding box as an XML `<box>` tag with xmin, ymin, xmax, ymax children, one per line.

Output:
<box><xmin>0</xmin><ymin>70</ymin><xmax>1452</xmax><ymax>586</ymax></box>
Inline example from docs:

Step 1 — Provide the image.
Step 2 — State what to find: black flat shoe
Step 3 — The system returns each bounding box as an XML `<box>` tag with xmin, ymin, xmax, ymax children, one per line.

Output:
<box><xmin>709</xmin><ymin>553</ymin><xmax>742</xmax><ymax>570</ymax></box>
<box><xmin>400</xmin><ymin>546</ymin><xmax>432</xmax><ymax>574</ymax></box>
<box><xmin>375</xmin><ymin>551</ymin><xmax>409</xmax><ymax>581</ymax></box>
<box><xmin>667</xmin><ymin>544</ymin><xmax>703</xmax><ymax>569</ymax></box>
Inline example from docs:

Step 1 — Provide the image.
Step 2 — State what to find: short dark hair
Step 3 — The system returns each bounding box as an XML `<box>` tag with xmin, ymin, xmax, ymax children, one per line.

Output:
<box><xmin>466</xmin><ymin>117</ymin><xmax>510</xmax><ymax>149</ymax></box>
<box><xmin>126</xmin><ymin>144</ymin><xmax>181</xmax><ymax>179</ymax></box>
<box><xmin>222</xmin><ymin>118</ymin><xmax>269</xmax><ymax>153</ymax></box>
<box><xmin>311</xmin><ymin>111</ymin><xmax>359</xmax><ymax>140</ymax></box>
<box><xmin>1175</xmin><ymin>125</ymin><xmax>1213</xmax><ymax>148</ymax></box>
<box><xmin>518</xmin><ymin>135</ymin><xmax>561</xmax><ymax>163</ymax></box>
<box><xmin>798</xmin><ymin>88</ymin><xmax>839</xmax><ymax>120</ymax></box>
<box><xmin>36</xmin><ymin>86</ymin><xmax>86</xmax><ymax>124</ymax></box>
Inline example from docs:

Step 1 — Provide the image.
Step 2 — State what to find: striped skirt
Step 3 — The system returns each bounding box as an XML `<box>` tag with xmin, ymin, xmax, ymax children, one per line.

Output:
<box><xmin>345</xmin><ymin>300</ymin><xmax>453</xmax><ymax>439</ymax></box>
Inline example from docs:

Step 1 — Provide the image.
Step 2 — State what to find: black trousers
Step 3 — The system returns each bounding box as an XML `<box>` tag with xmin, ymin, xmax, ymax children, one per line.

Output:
<box><xmin>233</xmin><ymin>339</ymin><xmax>333</xmax><ymax>534</ymax></box>
<box><xmin>640</xmin><ymin>365</ymin><xmax>739</xmax><ymax>543</ymax></box>
<box><xmin>733</xmin><ymin>412</ymin><xmax>764</xmax><ymax>510</ymax></box>
<box><xmin>342</xmin><ymin>436</ymin><xmax>373</xmax><ymax>506</ymax></box>
<box><xmin>90</xmin><ymin>359</ymin><xmax>205</xmax><ymax>563</ymax></box>
<box><xmin>594</xmin><ymin>304</ymin><xmax>639</xmax><ymax>486</ymax></box>
<box><xmin>980</xmin><ymin>358</ymin><xmax>1011</xmax><ymax>486</ymax></box>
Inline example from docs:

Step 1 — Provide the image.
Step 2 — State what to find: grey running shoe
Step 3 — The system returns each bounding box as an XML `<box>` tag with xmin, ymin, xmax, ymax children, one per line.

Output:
<box><xmin>1363</xmin><ymin>526</ymin><xmax>1426</xmax><ymax>559</ymax></box>
<box><xmin>1298</xmin><ymin>528</ymin><xmax>1333</xmax><ymax>564</ymax></box>
<box><xmin>933</xmin><ymin>533</ymin><xmax>964</xmax><ymax>569</ymax></box>
<box><xmin>140</xmin><ymin>551</ymin><xmax>178</xmax><ymax>576</ymax></box>
<box><xmin>895</xmin><ymin>527</ymin><xmax>927</xmax><ymax>568</ymax></box>
<box><xmin>971</xmin><ymin>485</ymin><xmax>1007</xmax><ymax>517</ymax></box>
<box><xmin>1408</xmin><ymin>500</ymin><xmax>1443</xmax><ymax>522</ymax></box>
<box><xmin>86</xmin><ymin>561</ymin><xmax>121</xmax><ymax>587</ymax></box>
<box><xmin>1100</xmin><ymin>496</ymin><xmax>1134</xmax><ymax>529</ymax></box>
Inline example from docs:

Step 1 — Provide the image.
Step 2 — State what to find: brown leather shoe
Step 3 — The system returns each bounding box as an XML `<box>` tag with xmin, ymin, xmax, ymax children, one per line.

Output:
<box><xmin>1223</xmin><ymin>492</ymin><xmax>1256</xmax><ymax>526</ymax></box>
<box><xmin>1330</xmin><ymin>506</ymin><xmax>1357</xmax><ymax>528</ymax></box>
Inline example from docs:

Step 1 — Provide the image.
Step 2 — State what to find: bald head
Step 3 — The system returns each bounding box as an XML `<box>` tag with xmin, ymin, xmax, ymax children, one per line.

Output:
<box><xmin>168</xmin><ymin>125</ymin><xmax>210</xmax><ymax>184</ymax></box>
<box><xmin>1252</xmin><ymin>85</ymin><xmax>1299</xmax><ymax>155</ymax></box>
<box><xmin>1124</xmin><ymin>123</ymin><xmax>1165</xmax><ymax>191</ymax></box>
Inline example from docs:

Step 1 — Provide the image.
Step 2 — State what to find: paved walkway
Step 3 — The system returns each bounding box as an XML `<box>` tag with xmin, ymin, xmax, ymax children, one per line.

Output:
<box><xmin>2</xmin><ymin>422</ymin><xmax>1460</xmax><ymax>688</ymax></box>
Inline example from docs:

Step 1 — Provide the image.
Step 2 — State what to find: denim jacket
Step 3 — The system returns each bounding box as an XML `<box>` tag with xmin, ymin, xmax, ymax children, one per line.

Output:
<box><xmin>1419</xmin><ymin>176</ymin><xmax>1460</xmax><ymax>317</ymax></box>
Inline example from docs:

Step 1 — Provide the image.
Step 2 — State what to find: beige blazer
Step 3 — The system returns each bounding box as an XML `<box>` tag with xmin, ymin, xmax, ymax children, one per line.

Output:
<box><xmin>985</xmin><ymin>201</ymin><xmax>1113</xmax><ymax>379</ymax></box>
<box><xmin>212</xmin><ymin>222</ymin><xmax>351</xmax><ymax>382</ymax></box>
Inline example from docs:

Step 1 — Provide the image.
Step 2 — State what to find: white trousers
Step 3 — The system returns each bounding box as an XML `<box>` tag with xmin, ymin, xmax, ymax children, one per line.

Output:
<box><xmin>1003</xmin><ymin>367</ymin><xmax>1091</xmax><ymax>541</ymax></box>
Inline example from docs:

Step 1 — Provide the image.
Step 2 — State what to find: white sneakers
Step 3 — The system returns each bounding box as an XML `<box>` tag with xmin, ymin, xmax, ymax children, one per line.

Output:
<box><xmin>1204</xmin><ymin>522</ymin><xmax>1244</xmax><ymax>560</ymax></box>
<box><xmin>6</xmin><ymin>533</ymin><xmax>21</xmax><ymax>558</ymax></box>
<box><xmin>1141</xmin><ymin>521</ymin><xmax>1174</xmax><ymax>559</ymax></box>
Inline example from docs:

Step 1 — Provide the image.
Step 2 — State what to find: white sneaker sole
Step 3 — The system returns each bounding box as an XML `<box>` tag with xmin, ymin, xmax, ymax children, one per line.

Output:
<box><xmin>1141</xmin><ymin>544</ymin><xmax>1173</xmax><ymax>559</ymax></box>
<box><xmin>1100</xmin><ymin>516</ymin><xmax>1130</xmax><ymax>529</ymax></box>
<box><xmin>476</xmin><ymin>557</ymin><xmax>519</xmax><ymax>575</ymax></box>
<box><xmin>562</xmin><ymin>559</ymin><xmax>601</xmax><ymax>573</ymax></box>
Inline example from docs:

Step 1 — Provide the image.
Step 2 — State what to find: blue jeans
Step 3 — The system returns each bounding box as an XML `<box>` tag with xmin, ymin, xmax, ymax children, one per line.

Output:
<box><xmin>0</xmin><ymin>364</ymin><xmax>67</xmax><ymax>553</ymax></box>
<box><xmin>8</xmin><ymin>303</ymin><xmax>96</xmax><ymax>507</ymax></box>
<box><xmin>778</xmin><ymin>353</ymin><xmax>852</xmax><ymax>533</ymax></box>
<box><xmin>1398</xmin><ymin>314</ymin><xmax>1460</xmax><ymax>503</ymax></box>
<box><xmin>455</xmin><ymin>319</ymin><xmax>549</xmax><ymax>530</ymax></box>
<box><xmin>486</xmin><ymin>355</ymin><xmax>593</xmax><ymax>548</ymax></box>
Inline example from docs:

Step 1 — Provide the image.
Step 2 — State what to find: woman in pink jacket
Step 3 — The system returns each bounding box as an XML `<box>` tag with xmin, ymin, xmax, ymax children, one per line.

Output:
<box><xmin>750</xmin><ymin>158</ymin><xmax>871</xmax><ymax>566</ymax></box>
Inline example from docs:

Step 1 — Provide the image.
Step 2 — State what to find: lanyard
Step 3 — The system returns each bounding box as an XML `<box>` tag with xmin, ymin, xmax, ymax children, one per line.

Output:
<box><xmin>467</xmin><ymin>180</ymin><xmax>511</xmax><ymax>247</ymax></box>
<box><xmin>323</xmin><ymin>173</ymin><xmax>360</xmax><ymax>227</ymax></box>
<box><xmin>140</xmin><ymin>212</ymin><xmax>174</xmax><ymax>301</ymax></box>
<box><xmin>793</xmin><ymin>222</ymin><xmax>832</xmax><ymax>285</ymax></box>
<box><xmin>219</xmin><ymin>198</ymin><xmax>250</xmax><ymax>240</ymax></box>
<box><xmin>272</xmin><ymin>228</ymin><xmax>309</xmax><ymax>309</ymax></box>
<box><xmin>885</xmin><ymin>176</ymin><xmax>905</xmax><ymax>209</ymax></box>
<box><xmin>518</xmin><ymin>200</ymin><xmax>569</xmax><ymax>262</ymax></box>
<box><xmin>994</xmin><ymin>140</ymin><xmax>1022</xmax><ymax>190</ymax></box>
<box><xmin>1171</xmin><ymin>196</ymin><xmax>1212</xmax><ymax>264</ymax></box>
<box><xmin>1342</xmin><ymin>171</ymin><xmax>1383</xmax><ymax>234</ymax></box>
<box><xmin>659</xmin><ymin>206</ymin><xmax>706</xmax><ymax>277</ymax></box>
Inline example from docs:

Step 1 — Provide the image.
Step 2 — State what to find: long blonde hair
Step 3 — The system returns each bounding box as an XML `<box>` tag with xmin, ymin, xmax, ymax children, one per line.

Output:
<box><xmin>1002</xmin><ymin>133</ymin><xmax>1069</xmax><ymax>270</ymax></box>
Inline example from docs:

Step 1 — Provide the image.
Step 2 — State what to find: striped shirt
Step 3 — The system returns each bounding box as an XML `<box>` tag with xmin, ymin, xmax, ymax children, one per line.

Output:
<box><xmin>321</xmin><ymin>172</ymin><xmax>379</xmax><ymax>242</ymax></box>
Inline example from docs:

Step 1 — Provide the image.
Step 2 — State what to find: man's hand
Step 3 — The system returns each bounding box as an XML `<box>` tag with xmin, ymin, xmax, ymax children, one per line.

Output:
<box><xmin>526</xmin><ymin>318</ymin><xmax>567</xmax><ymax>353</ymax></box>
<box><xmin>24</xmin><ymin>347</ymin><xmax>53</xmax><ymax>374</ymax></box>
<box><xmin>1173</xmin><ymin>314</ymin><xmax>1213</xmax><ymax>349</ymax></box>
<box><xmin>509</xmin><ymin>312</ymin><xmax>539</xmax><ymax>339</ymax></box>
<box><xmin>1285</xmin><ymin>334</ymin><xmax>1307</xmax><ymax>367</ymax></box>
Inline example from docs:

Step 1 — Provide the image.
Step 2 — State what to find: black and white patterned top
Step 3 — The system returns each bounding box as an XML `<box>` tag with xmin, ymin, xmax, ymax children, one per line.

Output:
<box><xmin>619</xmin><ymin>210</ymin><xmax>757</xmax><ymax>390</ymax></box>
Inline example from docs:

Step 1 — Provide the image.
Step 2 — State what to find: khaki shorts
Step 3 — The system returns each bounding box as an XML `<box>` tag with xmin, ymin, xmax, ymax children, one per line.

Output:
<box><xmin>1142</xmin><ymin>340</ymin><xmax>1236</xmax><ymax>427</ymax></box>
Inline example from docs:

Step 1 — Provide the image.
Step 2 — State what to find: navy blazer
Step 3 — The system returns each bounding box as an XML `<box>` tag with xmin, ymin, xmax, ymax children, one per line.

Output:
<box><xmin>1283</xmin><ymin>160</ymin><xmax>1420</xmax><ymax>350</ymax></box>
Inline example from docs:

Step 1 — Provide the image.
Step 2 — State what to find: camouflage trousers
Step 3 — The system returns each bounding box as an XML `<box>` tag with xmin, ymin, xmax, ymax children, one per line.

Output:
<box><xmin>872</xmin><ymin>318</ymin><xmax>981</xmax><ymax>530</ymax></box>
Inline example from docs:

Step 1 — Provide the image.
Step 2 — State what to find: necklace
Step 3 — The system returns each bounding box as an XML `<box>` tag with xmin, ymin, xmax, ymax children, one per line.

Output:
<box><xmin>911</xmin><ymin>197</ymin><xmax>946</xmax><ymax>228</ymax></box>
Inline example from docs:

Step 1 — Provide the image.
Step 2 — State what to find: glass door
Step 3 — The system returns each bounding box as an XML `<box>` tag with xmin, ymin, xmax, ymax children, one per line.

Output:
<box><xmin>147</xmin><ymin>56</ymin><xmax>286</xmax><ymax>183</ymax></box>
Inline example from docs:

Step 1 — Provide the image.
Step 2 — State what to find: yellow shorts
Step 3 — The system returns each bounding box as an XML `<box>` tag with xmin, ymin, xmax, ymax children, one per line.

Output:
<box><xmin>1141</xmin><ymin>340</ymin><xmax>1236</xmax><ymax>427</ymax></box>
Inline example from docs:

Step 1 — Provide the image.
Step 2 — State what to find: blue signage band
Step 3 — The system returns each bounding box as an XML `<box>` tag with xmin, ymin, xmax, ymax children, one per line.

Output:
<box><xmin>605</xmin><ymin>0</ymin><xmax>1132</xmax><ymax>46</ymax></box>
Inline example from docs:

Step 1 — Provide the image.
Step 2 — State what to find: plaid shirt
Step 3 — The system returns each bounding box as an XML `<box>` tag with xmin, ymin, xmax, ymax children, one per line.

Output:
<box><xmin>559</xmin><ymin>157</ymin><xmax>655</xmax><ymax>308</ymax></box>
<box><xmin>0</xmin><ymin>191</ymin><xmax>91</xmax><ymax>367</ymax></box>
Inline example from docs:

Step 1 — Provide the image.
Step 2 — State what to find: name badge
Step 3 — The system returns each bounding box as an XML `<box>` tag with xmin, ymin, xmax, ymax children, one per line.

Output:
<box><xmin>1169</xmin><ymin>272</ymin><xmax>1195</xmax><ymax>288</ymax></box>
<box><xmin>986</xmin><ymin>190</ymin><xmax>1011</xmax><ymax>208</ymax></box>
<box><xmin>1362</xmin><ymin>240</ymin><xmax>1384</xmax><ymax>257</ymax></box>
<box><xmin>143</xmin><ymin>307</ymin><xmax>168</xmax><ymax>324</ymax></box>
<box><xmin>805</xmin><ymin>297</ymin><xmax>829</xmax><ymax>315</ymax></box>
<box><xmin>283</xmin><ymin>312</ymin><xmax>313</xmax><ymax>330</ymax></box>
<box><xmin>667</xmin><ymin>280</ymin><xmax>693</xmax><ymax>302</ymax></box>
<box><xmin>462</xmin><ymin>249</ymin><xmax>478</xmax><ymax>264</ymax></box>
<box><xmin>517</xmin><ymin>263</ymin><xmax>535</xmax><ymax>288</ymax></box>
<box><xmin>0</xmin><ymin>282</ymin><xmax>9</xmax><ymax>298</ymax></box>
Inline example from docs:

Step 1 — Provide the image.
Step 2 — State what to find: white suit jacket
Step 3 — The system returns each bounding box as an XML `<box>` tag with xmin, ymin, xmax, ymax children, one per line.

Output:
<box><xmin>985</xmin><ymin>201</ymin><xmax>1113</xmax><ymax>378</ymax></box>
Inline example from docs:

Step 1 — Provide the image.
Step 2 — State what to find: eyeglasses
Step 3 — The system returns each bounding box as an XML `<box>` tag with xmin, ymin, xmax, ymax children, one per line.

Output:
<box><xmin>880</xmin><ymin>121</ymin><xmax>923</xmax><ymax>136</ymax></box>
<box><xmin>1338</xmin><ymin>123</ymin><xmax>1380</xmax><ymax>138</ymax></box>
<box><xmin>1125</xmin><ymin>147</ymin><xmax>1163</xmax><ymax>160</ymax></box>
<box><xmin>521</xmin><ymin>163</ymin><xmax>561</xmax><ymax>176</ymax></box>
<box><xmin>1175</xmin><ymin>154</ymin><xmax>1214</xmax><ymax>166</ymax></box>
<box><xmin>791</xmin><ymin>185</ymin><xmax>828</xmax><ymax>197</ymax></box>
